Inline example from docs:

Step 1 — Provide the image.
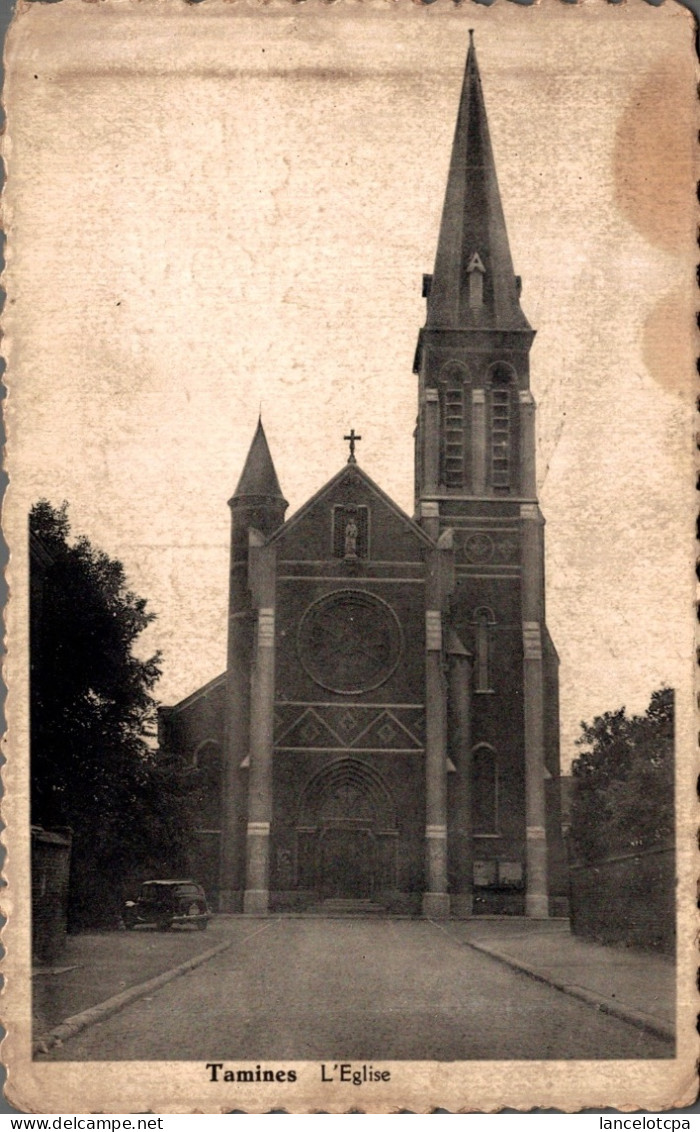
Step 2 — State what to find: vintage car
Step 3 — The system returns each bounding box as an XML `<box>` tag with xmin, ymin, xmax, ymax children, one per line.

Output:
<box><xmin>123</xmin><ymin>880</ymin><xmax>211</xmax><ymax>931</ymax></box>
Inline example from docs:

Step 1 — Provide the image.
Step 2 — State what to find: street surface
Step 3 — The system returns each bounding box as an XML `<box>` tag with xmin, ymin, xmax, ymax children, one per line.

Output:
<box><xmin>41</xmin><ymin>917</ymin><xmax>671</xmax><ymax>1061</ymax></box>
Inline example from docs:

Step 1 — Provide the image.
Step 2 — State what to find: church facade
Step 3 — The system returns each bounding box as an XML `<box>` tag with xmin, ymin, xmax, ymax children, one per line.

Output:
<box><xmin>159</xmin><ymin>35</ymin><xmax>567</xmax><ymax>918</ymax></box>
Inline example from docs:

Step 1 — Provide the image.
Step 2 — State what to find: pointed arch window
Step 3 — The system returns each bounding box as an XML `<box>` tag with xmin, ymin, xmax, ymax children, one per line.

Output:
<box><xmin>193</xmin><ymin>741</ymin><xmax>223</xmax><ymax>832</ymax></box>
<box><xmin>472</xmin><ymin>744</ymin><xmax>498</xmax><ymax>835</ymax></box>
<box><xmin>472</xmin><ymin>606</ymin><xmax>495</xmax><ymax>694</ymax></box>
<box><xmin>439</xmin><ymin>360</ymin><xmax>471</xmax><ymax>489</ymax></box>
<box><xmin>488</xmin><ymin>363</ymin><xmax>519</xmax><ymax>491</ymax></box>
<box><xmin>466</xmin><ymin>251</ymin><xmax>486</xmax><ymax>309</ymax></box>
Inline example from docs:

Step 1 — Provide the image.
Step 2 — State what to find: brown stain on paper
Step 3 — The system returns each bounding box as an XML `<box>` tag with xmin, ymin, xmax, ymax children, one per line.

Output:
<box><xmin>615</xmin><ymin>62</ymin><xmax>696</xmax><ymax>396</ymax></box>
<box><xmin>613</xmin><ymin>62</ymin><xmax>695</xmax><ymax>256</ymax></box>
<box><xmin>642</xmin><ymin>288</ymin><xmax>695</xmax><ymax>398</ymax></box>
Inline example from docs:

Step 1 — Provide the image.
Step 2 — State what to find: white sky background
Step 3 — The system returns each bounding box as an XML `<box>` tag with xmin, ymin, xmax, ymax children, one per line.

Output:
<box><xmin>5</xmin><ymin>0</ymin><xmax>696</xmax><ymax>769</ymax></box>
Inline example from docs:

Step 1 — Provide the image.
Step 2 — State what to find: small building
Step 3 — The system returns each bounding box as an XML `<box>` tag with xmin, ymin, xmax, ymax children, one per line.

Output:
<box><xmin>31</xmin><ymin>825</ymin><xmax>73</xmax><ymax>965</ymax></box>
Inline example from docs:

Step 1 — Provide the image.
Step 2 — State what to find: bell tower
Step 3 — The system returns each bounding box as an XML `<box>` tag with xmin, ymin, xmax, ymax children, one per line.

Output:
<box><xmin>415</xmin><ymin>32</ymin><xmax>559</xmax><ymax>918</ymax></box>
<box><xmin>414</xmin><ymin>30</ymin><xmax>536</xmax><ymax>512</ymax></box>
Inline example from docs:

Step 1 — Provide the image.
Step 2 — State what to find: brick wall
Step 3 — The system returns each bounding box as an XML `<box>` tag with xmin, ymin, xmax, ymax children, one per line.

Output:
<box><xmin>32</xmin><ymin>827</ymin><xmax>72</xmax><ymax>964</ymax></box>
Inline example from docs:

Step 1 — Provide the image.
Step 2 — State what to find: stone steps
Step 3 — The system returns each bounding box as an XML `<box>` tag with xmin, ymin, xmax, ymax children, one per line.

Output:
<box><xmin>306</xmin><ymin>899</ymin><xmax>386</xmax><ymax>915</ymax></box>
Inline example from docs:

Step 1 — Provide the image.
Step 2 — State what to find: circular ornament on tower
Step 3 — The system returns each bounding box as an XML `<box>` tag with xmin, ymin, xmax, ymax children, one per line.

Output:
<box><xmin>464</xmin><ymin>532</ymin><xmax>494</xmax><ymax>563</ymax></box>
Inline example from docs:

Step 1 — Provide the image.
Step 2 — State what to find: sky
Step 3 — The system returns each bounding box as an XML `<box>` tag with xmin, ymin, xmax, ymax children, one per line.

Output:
<box><xmin>5</xmin><ymin>0</ymin><xmax>696</xmax><ymax>768</ymax></box>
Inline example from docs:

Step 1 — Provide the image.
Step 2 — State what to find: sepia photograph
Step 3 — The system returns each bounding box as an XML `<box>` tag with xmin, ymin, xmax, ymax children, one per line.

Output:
<box><xmin>2</xmin><ymin>0</ymin><xmax>696</xmax><ymax>1112</ymax></box>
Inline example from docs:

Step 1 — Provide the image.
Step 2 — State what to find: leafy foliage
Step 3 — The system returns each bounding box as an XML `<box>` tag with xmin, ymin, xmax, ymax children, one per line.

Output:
<box><xmin>30</xmin><ymin>501</ymin><xmax>190</xmax><ymax>928</ymax></box>
<box><xmin>569</xmin><ymin>687</ymin><xmax>674</xmax><ymax>863</ymax></box>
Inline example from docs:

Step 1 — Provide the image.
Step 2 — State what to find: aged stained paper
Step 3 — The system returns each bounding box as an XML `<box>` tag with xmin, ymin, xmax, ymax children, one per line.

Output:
<box><xmin>2</xmin><ymin>0</ymin><xmax>698</xmax><ymax>1113</ymax></box>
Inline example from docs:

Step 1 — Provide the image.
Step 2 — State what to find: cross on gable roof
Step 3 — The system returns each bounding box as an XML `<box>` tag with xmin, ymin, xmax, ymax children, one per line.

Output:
<box><xmin>266</xmin><ymin>461</ymin><xmax>436</xmax><ymax>550</ymax></box>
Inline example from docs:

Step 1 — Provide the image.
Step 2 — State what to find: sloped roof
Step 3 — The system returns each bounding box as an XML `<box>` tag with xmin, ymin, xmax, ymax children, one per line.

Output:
<box><xmin>427</xmin><ymin>33</ymin><xmax>531</xmax><ymax>333</ymax></box>
<box><xmin>267</xmin><ymin>461</ymin><xmax>435</xmax><ymax>549</ymax></box>
<box><xmin>231</xmin><ymin>418</ymin><xmax>286</xmax><ymax>503</ymax></box>
<box><xmin>162</xmin><ymin>671</ymin><xmax>226</xmax><ymax>715</ymax></box>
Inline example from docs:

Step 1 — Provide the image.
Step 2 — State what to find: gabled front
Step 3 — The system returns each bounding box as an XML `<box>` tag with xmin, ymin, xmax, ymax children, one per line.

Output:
<box><xmin>239</xmin><ymin>460</ymin><xmax>453</xmax><ymax>914</ymax></box>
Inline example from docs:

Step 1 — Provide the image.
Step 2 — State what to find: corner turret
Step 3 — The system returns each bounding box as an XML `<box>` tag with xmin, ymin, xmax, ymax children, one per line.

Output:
<box><xmin>227</xmin><ymin>417</ymin><xmax>287</xmax><ymax>623</ymax></box>
<box><xmin>229</xmin><ymin>417</ymin><xmax>288</xmax><ymax>532</ymax></box>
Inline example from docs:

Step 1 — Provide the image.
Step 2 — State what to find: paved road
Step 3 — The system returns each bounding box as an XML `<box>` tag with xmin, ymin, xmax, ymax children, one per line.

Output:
<box><xmin>42</xmin><ymin>918</ymin><xmax>671</xmax><ymax>1061</ymax></box>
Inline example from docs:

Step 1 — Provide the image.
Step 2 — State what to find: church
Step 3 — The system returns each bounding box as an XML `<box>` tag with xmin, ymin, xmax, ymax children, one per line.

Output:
<box><xmin>159</xmin><ymin>34</ymin><xmax>567</xmax><ymax>918</ymax></box>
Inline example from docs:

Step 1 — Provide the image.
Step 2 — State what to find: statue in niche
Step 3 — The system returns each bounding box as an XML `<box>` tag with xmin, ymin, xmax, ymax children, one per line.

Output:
<box><xmin>344</xmin><ymin>518</ymin><xmax>359</xmax><ymax>558</ymax></box>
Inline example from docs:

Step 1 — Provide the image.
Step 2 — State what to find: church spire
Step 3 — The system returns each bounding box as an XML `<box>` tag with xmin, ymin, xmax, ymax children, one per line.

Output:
<box><xmin>231</xmin><ymin>417</ymin><xmax>286</xmax><ymax>505</ymax></box>
<box><xmin>426</xmin><ymin>33</ymin><xmax>529</xmax><ymax>332</ymax></box>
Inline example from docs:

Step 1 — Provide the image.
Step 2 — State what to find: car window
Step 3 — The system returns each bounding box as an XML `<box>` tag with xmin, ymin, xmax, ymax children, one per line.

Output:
<box><xmin>174</xmin><ymin>885</ymin><xmax>201</xmax><ymax>897</ymax></box>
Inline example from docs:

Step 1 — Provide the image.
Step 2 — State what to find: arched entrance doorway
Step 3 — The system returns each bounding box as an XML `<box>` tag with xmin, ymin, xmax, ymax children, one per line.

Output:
<box><xmin>296</xmin><ymin>758</ymin><xmax>398</xmax><ymax>901</ymax></box>
<box><xmin>319</xmin><ymin>825</ymin><xmax>375</xmax><ymax>899</ymax></box>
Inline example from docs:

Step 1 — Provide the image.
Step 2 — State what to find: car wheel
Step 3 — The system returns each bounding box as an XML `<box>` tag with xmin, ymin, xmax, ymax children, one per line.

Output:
<box><xmin>157</xmin><ymin>918</ymin><xmax>172</xmax><ymax>932</ymax></box>
<box><xmin>196</xmin><ymin>920</ymin><xmax>208</xmax><ymax>931</ymax></box>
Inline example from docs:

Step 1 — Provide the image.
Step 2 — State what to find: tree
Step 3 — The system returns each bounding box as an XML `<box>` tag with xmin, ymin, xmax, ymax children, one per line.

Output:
<box><xmin>569</xmin><ymin>687</ymin><xmax>674</xmax><ymax>864</ymax></box>
<box><xmin>30</xmin><ymin>500</ymin><xmax>189</xmax><ymax>928</ymax></box>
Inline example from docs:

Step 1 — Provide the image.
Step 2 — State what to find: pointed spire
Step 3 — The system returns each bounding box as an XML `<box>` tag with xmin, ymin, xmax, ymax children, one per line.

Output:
<box><xmin>427</xmin><ymin>34</ymin><xmax>530</xmax><ymax>332</ymax></box>
<box><xmin>231</xmin><ymin>417</ymin><xmax>286</xmax><ymax>504</ymax></box>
